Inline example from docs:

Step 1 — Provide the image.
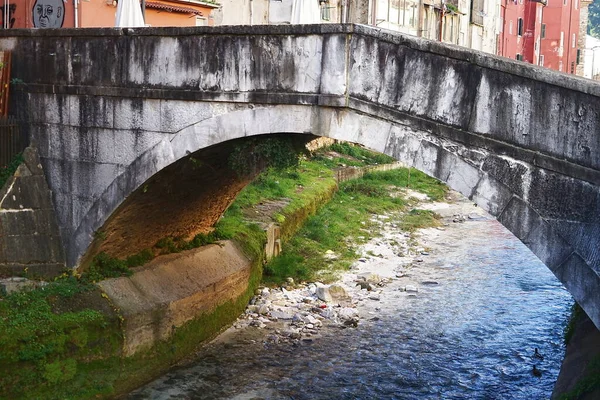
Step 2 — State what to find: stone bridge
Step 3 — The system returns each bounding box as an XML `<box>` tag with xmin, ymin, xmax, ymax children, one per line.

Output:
<box><xmin>2</xmin><ymin>24</ymin><xmax>600</xmax><ymax>326</ymax></box>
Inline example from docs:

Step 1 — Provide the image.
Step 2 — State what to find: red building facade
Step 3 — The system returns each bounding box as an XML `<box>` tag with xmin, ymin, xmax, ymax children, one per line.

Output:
<box><xmin>540</xmin><ymin>0</ymin><xmax>580</xmax><ymax>73</ymax></box>
<box><xmin>499</xmin><ymin>0</ymin><xmax>545</xmax><ymax>65</ymax></box>
<box><xmin>499</xmin><ymin>0</ymin><xmax>581</xmax><ymax>74</ymax></box>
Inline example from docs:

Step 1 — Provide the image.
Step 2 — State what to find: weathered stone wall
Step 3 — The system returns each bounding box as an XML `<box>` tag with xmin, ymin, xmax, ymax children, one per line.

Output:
<box><xmin>1</xmin><ymin>24</ymin><xmax>599</xmax><ymax>327</ymax></box>
<box><xmin>0</xmin><ymin>147</ymin><xmax>65</xmax><ymax>277</ymax></box>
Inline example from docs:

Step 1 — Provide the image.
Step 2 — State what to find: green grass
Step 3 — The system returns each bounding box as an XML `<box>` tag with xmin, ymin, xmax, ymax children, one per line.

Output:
<box><xmin>0</xmin><ymin>275</ymin><xmax>121</xmax><ymax>399</ymax></box>
<box><xmin>263</xmin><ymin>167</ymin><xmax>446</xmax><ymax>285</ymax></box>
<box><xmin>0</xmin><ymin>153</ymin><xmax>24</xmax><ymax>189</ymax></box>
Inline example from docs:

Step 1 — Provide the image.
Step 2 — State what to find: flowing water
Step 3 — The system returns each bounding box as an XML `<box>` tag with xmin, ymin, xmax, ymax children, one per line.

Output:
<box><xmin>128</xmin><ymin>195</ymin><xmax>572</xmax><ymax>400</ymax></box>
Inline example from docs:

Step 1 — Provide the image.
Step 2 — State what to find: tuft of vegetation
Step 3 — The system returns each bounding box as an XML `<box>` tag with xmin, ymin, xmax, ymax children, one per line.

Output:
<box><xmin>312</xmin><ymin>142</ymin><xmax>395</xmax><ymax>168</ymax></box>
<box><xmin>229</xmin><ymin>136</ymin><xmax>308</xmax><ymax>177</ymax></box>
<box><xmin>564</xmin><ymin>302</ymin><xmax>584</xmax><ymax>345</ymax></box>
<box><xmin>0</xmin><ymin>152</ymin><xmax>24</xmax><ymax>189</ymax></box>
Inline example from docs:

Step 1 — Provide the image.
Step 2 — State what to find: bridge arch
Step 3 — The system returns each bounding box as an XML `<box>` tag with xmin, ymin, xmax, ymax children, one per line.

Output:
<box><xmin>68</xmin><ymin>103</ymin><xmax>598</xmax><ymax>331</ymax></box>
<box><xmin>4</xmin><ymin>24</ymin><xmax>599</xmax><ymax>327</ymax></box>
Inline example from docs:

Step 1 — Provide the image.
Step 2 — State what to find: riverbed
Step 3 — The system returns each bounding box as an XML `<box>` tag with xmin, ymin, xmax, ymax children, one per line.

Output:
<box><xmin>128</xmin><ymin>191</ymin><xmax>572</xmax><ymax>400</ymax></box>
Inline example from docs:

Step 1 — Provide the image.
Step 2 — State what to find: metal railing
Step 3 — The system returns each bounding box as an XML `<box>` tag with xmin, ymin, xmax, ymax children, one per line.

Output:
<box><xmin>0</xmin><ymin>115</ymin><xmax>24</xmax><ymax>167</ymax></box>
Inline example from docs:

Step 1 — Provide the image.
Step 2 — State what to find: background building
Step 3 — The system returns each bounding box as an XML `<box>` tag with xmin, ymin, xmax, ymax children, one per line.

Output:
<box><xmin>5</xmin><ymin>0</ymin><xmax>218</xmax><ymax>29</ymax></box>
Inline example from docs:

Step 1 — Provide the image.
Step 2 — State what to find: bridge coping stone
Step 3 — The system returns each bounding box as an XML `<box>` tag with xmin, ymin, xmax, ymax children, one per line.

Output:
<box><xmin>2</xmin><ymin>24</ymin><xmax>600</xmax><ymax>98</ymax></box>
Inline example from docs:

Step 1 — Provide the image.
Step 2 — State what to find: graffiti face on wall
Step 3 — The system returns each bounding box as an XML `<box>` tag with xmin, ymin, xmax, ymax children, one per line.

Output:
<box><xmin>32</xmin><ymin>0</ymin><xmax>65</xmax><ymax>28</ymax></box>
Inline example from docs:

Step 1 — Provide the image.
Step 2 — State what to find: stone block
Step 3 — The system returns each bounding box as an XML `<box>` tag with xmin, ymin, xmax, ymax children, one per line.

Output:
<box><xmin>481</xmin><ymin>154</ymin><xmax>530</xmax><ymax>199</ymax></box>
<box><xmin>385</xmin><ymin>125</ymin><xmax>423</xmax><ymax>167</ymax></box>
<box><xmin>113</xmin><ymin>98</ymin><xmax>161</xmax><ymax>132</ymax></box>
<box><xmin>523</xmin><ymin>217</ymin><xmax>574</xmax><ymax>272</ymax></box>
<box><xmin>497</xmin><ymin>196</ymin><xmax>539</xmax><ymax>242</ymax></box>
<box><xmin>0</xmin><ymin>210</ymin><xmax>59</xmax><ymax>237</ymax></box>
<box><xmin>413</xmin><ymin>140</ymin><xmax>442</xmax><ymax>179</ymax></box>
<box><xmin>554</xmin><ymin>254</ymin><xmax>600</xmax><ymax>329</ymax></box>
<box><xmin>68</xmin><ymin>95</ymin><xmax>114</xmax><ymax>129</ymax></box>
<box><xmin>320</xmin><ymin>34</ymin><xmax>347</xmax><ymax>96</ymax></box>
<box><xmin>0</xmin><ymin>176</ymin><xmax>54</xmax><ymax>210</ymax></box>
<box><xmin>0</xmin><ymin>234</ymin><xmax>64</xmax><ymax>264</ymax></box>
<box><xmin>471</xmin><ymin>174</ymin><xmax>514</xmax><ymax>217</ymax></box>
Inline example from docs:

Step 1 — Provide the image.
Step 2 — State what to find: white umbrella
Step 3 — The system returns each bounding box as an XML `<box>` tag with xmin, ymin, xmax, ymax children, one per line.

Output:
<box><xmin>115</xmin><ymin>0</ymin><xmax>145</xmax><ymax>28</ymax></box>
<box><xmin>291</xmin><ymin>0</ymin><xmax>321</xmax><ymax>24</ymax></box>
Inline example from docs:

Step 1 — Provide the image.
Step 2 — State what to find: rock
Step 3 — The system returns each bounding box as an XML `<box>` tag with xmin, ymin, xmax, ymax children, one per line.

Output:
<box><xmin>329</xmin><ymin>284</ymin><xmax>351</xmax><ymax>304</ymax></box>
<box><xmin>421</xmin><ymin>281</ymin><xmax>439</xmax><ymax>286</ymax></box>
<box><xmin>358</xmin><ymin>258</ymin><xmax>367</xmax><ymax>263</ymax></box>
<box><xmin>355</xmin><ymin>281</ymin><xmax>373</xmax><ymax>291</ymax></box>
<box><xmin>307</xmin><ymin>283</ymin><xmax>317</xmax><ymax>295</ymax></box>
<box><xmin>368</xmin><ymin>294</ymin><xmax>381</xmax><ymax>301</ymax></box>
<box><xmin>246</xmin><ymin>305</ymin><xmax>259</xmax><ymax>313</ymax></box>
<box><xmin>261</xmin><ymin>287</ymin><xmax>270</xmax><ymax>296</ymax></box>
<box><xmin>343</xmin><ymin>318</ymin><xmax>359</xmax><ymax>328</ymax></box>
<box><xmin>306</xmin><ymin>323</ymin><xmax>314</xmax><ymax>329</ymax></box>
<box><xmin>292</xmin><ymin>313</ymin><xmax>305</xmax><ymax>323</ymax></box>
<box><xmin>338</xmin><ymin>307</ymin><xmax>359</xmax><ymax>320</ymax></box>
<box><xmin>270</xmin><ymin>311</ymin><xmax>294</xmax><ymax>320</ymax></box>
<box><xmin>404</xmin><ymin>285</ymin><xmax>418</xmax><ymax>292</ymax></box>
<box><xmin>316</xmin><ymin>283</ymin><xmax>333</xmax><ymax>303</ymax></box>
<box><xmin>420</xmin><ymin>251</ymin><xmax>430</xmax><ymax>256</ymax></box>
<box><xmin>286</xmin><ymin>277</ymin><xmax>295</xmax><ymax>285</ymax></box>
<box><xmin>258</xmin><ymin>304</ymin><xmax>270</xmax><ymax>315</ymax></box>
<box><xmin>357</xmin><ymin>272</ymin><xmax>381</xmax><ymax>284</ymax></box>
<box><xmin>324</xmin><ymin>250</ymin><xmax>338</xmax><ymax>260</ymax></box>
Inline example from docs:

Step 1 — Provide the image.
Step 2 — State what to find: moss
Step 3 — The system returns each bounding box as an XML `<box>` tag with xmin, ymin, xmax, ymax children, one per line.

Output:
<box><xmin>564</xmin><ymin>302</ymin><xmax>584</xmax><ymax>345</ymax></box>
<box><xmin>558</xmin><ymin>355</ymin><xmax>600</xmax><ymax>400</ymax></box>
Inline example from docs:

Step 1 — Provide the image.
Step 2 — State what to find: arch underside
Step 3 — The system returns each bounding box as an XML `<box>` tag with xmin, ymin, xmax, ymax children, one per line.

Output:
<box><xmin>31</xmin><ymin>101</ymin><xmax>600</xmax><ymax>327</ymax></box>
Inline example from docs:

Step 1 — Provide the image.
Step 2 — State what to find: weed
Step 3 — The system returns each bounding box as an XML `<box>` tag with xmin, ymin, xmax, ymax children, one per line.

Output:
<box><xmin>564</xmin><ymin>302</ymin><xmax>584</xmax><ymax>345</ymax></box>
<box><xmin>0</xmin><ymin>153</ymin><xmax>24</xmax><ymax>189</ymax></box>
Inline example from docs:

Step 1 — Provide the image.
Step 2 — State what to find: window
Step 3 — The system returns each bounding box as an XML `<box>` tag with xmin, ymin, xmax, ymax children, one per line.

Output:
<box><xmin>541</xmin><ymin>24</ymin><xmax>546</xmax><ymax>38</ymax></box>
<box><xmin>195</xmin><ymin>17</ymin><xmax>207</xmax><ymax>26</ymax></box>
<box><xmin>577</xmin><ymin>48</ymin><xmax>581</xmax><ymax>64</ymax></box>
<box><xmin>517</xmin><ymin>18</ymin><xmax>523</xmax><ymax>36</ymax></box>
<box><xmin>471</xmin><ymin>0</ymin><xmax>484</xmax><ymax>25</ymax></box>
<box><xmin>559</xmin><ymin>60</ymin><xmax>563</xmax><ymax>71</ymax></box>
<box><xmin>572</xmin><ymin>33</ymin><xmax>576</xmax><ymax>48</ymax></box>
<box><xmin>575</xmin><ymin>0</ymin><xmax>578</xmax><ymax>9</ymax></box>
<box><xmin>539</xmin><ymin>54</ymin><xmax>545</xmax><ymax>66</ymax></box>
<box><xmin>320</xmin><ymin>2</ymin><xmax>332</xmax><ymax>21</ymax></box>
<box><xmin>510</xmin><ymin>20</ymin><xmax>513</xmax><ymax>35</ymax></box>
<box><xmin>571</xmin><ymin>61</ymin><xmax>575</xmax><ymax>73</ymax></box>
<box><xmin>563</xmin><ymin>0</ymin><xmax>567</xmax><ymax>5</ymax></box>
<box><xmin>516</xmin><ymin>54</ymin><xmax>523</xmax><ymax>61</ymax></box>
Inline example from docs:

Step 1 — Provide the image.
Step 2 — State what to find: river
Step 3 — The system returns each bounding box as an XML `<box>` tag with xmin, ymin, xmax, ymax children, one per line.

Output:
<box><xmin>127</xmin><ymin>192</ymin><xmax>572</xmax><ymax>400</ymax></box>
